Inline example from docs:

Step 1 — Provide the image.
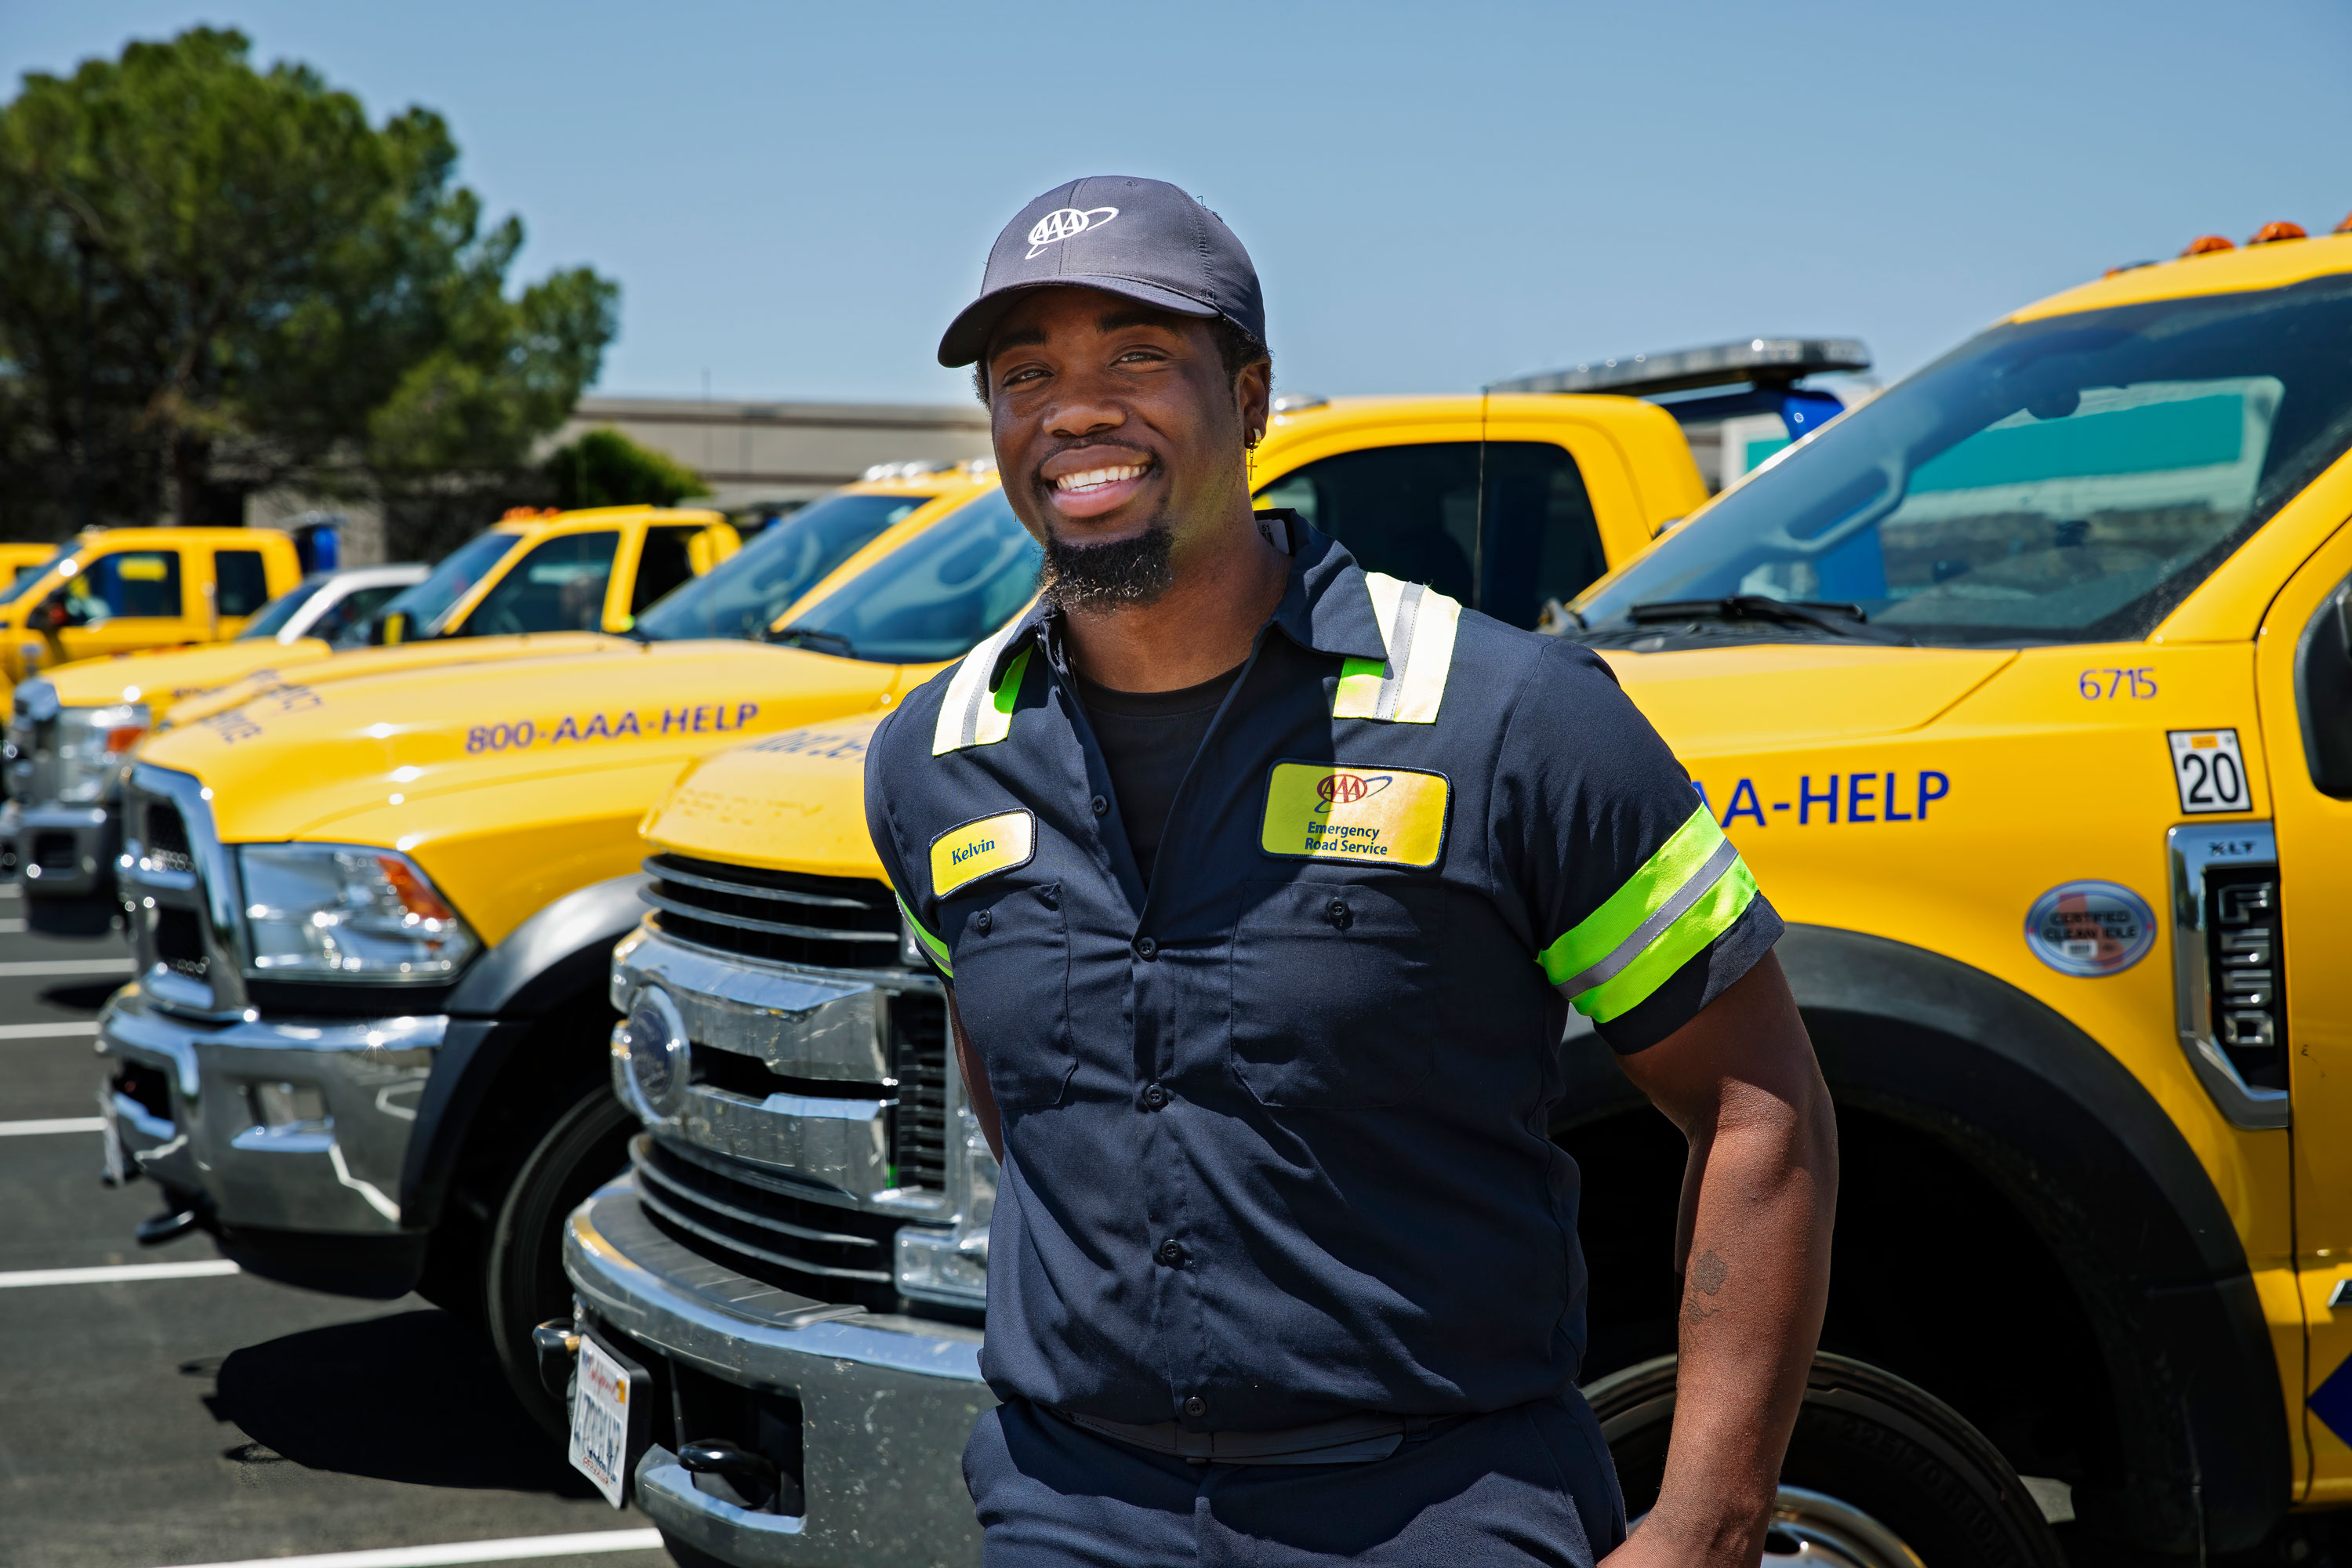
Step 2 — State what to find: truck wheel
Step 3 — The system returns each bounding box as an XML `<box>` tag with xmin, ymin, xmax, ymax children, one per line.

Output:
<box><xmin>482</xmin><ymin>1081</ymin><xmax>637</xmax><ymax>1439</ymax></box>
<box><xmin>1584</xmin><ymin>1351</ymin><xmax>2066</xmax><ymax>1568</ymax></box>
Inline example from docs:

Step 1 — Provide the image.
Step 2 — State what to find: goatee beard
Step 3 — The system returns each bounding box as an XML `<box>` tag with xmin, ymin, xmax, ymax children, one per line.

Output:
<box><xmin>1040</xmin><ymin>521</ymin><xmax>1175</xmax><ymax>612</ymax></box>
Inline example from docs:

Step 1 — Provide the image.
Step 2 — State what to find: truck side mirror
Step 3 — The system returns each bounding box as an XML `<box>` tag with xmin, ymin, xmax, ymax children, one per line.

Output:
<box><xmin>2297</xmin><ymin>577</ymin><xmax>2352</xmax><ymax>798</ymax></box>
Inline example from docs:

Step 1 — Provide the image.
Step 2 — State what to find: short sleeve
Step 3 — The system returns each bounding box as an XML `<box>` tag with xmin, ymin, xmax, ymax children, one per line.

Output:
<box><xmin>1496</xmin><ymin>639</ymin><xmax>1781</xmax><ymax>1053</ymax></box>
<box><xmin>863</xmin><ymin>707</ymin><xmax>953</xmax><ymax>982</ymax></box>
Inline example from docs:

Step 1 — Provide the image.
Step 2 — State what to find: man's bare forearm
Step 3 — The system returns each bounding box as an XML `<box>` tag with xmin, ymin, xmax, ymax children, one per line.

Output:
<box><xmin>1609</xmin><ymin>954</ymin><xmax>1837</xmax><ymax>1566</ymax></box>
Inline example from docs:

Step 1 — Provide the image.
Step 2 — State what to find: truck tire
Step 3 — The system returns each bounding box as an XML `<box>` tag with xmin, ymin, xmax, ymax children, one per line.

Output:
<box><xmin>482</xmin><ymin>1080</ymin><xmax>637</xmax><ymax>1439</ymax></box>
<box><xmin>1584</xmin><ymin>1351</ymin><xmax>2066</xmax><ymax>1568</ymax></box>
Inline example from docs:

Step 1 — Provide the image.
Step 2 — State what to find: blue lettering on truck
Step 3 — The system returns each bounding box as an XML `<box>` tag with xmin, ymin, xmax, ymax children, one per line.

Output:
<box><xmin>1695</xmin><ymin>770</ymin><xmax>1951</xmax><ymax>828</ymax></box>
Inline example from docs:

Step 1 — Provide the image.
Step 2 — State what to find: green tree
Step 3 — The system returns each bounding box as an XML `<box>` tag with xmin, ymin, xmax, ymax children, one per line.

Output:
<box><xmin>0</xmin><ymin>27</ymin><xmax>617</xmax><ymax>541</ymax></box>
<box><xmin>543</xmin><ymin>427</ymin><xmax>705</xmax><ymax>510</ymax></box>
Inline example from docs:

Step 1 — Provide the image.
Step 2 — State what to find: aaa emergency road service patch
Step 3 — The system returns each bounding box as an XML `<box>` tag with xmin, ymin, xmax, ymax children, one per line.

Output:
<box><xmin>931</xmin><ymin>810</ymin><xmax>1035</xmax><ymax>897</ymax></box>
<box><xmin>1260</xmin><ymin>763</ymin><xmax>1448</xmax><ymax>867</ymax></box>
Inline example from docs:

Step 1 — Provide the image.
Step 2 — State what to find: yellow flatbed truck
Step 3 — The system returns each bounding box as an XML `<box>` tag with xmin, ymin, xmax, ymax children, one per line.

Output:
<box><xmin>572</xmin><ymin>231</ymin><xmax>2352</xmax><ymax>1566</ymax></box>
<box><xmin>93</xmin><ymin>391</ymin><xmax>1703</xmax><ymax>1432</ymax></box>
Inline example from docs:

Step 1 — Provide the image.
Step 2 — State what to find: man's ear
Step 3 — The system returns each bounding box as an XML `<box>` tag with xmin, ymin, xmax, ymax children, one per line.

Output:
<box><xmin>1235</xmin><ymin>358</ymin><xmax>1272</xmax><ymax>445</ymax></box>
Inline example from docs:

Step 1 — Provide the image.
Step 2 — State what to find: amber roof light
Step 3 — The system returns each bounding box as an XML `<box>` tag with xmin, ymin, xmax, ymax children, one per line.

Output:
<box><xmin>2335</xmin><ymin>212</ymin><xmax>2352</xmax><ymax>235</ymax></box>
<box><xmin>2249</xmin><ymin>221</ymin><xmax>2308</xmax><ymax>245</ymax></box>
<box><xmin>2182</xmin><ymin>234</ymin><xmax>2235</xmax><ymax>256</ymax></box>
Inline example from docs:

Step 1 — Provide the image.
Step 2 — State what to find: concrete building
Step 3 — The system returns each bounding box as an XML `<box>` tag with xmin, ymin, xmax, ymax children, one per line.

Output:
<box><xmin>552</xmin><ymin>394</ymin><xmax>994</xmax><ymax>515</ymax></box>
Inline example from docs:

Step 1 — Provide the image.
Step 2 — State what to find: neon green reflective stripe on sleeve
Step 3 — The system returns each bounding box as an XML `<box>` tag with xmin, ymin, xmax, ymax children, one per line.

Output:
<box><xmin>1537</xmin><ymin>804</ymin><xmax>1759</xmax><ymax>1023</ymax></box>
<box><xmin>895</xmin><ymin>893</ymin><xmax>953</xmax><ymax>978</ymax></box>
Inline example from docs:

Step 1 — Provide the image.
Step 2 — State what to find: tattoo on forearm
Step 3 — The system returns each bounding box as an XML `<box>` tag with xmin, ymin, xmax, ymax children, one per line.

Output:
<box><xmin>1682</xmin><ymin>1248</ymin><xmax>1729</xmax><ymax>1325</ymax></box>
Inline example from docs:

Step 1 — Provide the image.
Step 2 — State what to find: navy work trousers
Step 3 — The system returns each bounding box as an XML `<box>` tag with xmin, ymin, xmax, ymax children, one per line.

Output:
<box><xmin>964</xmin><ymin>1392</ymin><xmax>1628</xmax><ymax>1566</ymax></box>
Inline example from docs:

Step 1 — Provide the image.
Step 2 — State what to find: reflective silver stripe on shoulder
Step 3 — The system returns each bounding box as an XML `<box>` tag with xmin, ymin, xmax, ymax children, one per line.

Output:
<box><xmin>932</xmin><ymin>616</ymin><xmax>1029</xmax><ymax>756</ymax></box>
<box><xmin>1334</xmin><ymin>572</ymin><xmax>1461</xmax><ymax>723</ymax></box>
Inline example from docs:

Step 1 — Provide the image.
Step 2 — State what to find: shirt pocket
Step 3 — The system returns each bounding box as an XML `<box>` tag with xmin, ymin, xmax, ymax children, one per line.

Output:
<box><xmin>949</xmin><ymin>880</ymin><xmax>1075</xmax><ymax>1112</ymax></box>
<box><xmin>1228</xmin><ymin>878</ymin><xmax>1441</xmax><ymax>1109</ymax></box>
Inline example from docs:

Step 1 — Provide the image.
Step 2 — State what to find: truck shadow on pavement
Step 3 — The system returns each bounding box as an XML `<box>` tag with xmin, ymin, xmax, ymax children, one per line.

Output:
<box><xmin>196</xmin><ymin>1307</ymin><xmax>599</xmax><ymax>1498</ymax></box>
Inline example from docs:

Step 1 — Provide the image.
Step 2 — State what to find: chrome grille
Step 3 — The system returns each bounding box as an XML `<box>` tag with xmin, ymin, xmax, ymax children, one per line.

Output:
<box><xmin>143</xmin><ymin>802</ymin><xmax>196</xmax><ymax>876</ymax></box>
<box><xmin>633</xmin><ymin>1133</ymin><xmax>910</xmax><ymax>1311</ymax></box>
<box><xmin>642</xmin><ymin>854</ymin><xmax>900</xmax><ymax>968</ymax></box>
<box><xmin>891</xmin><ymin>993</ymin><xmax>949</xmax><ymax>1191</ymax></box>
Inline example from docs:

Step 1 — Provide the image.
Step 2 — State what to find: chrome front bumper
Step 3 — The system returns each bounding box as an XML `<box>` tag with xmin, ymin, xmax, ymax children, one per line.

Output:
<box><xmin>1</xmin><ymin>797</ymin><xmax>115</xmax><ymax>896</ymax></box>
<box><xmin>566</xmin><ymin>1178</ymin><xmax>989</xmax><ymax>1567</ymax></box>
<box><xmin>96</xmin><ymin>980</ymin><xmax>443</xmax><ymax>1233</ymax></box>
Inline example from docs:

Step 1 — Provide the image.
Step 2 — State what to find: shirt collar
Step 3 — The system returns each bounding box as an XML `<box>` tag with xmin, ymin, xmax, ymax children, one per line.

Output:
<box><xmin>985</xmin><ymin>512</ymin><xmax>1388</xmax><ymax>685</ymax></box>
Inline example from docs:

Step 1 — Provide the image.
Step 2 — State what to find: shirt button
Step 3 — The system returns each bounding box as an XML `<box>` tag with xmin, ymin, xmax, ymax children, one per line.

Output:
<box><xmin>975</xmin><ymin>909</ymin><xmax>993</xmax><ymax>934</ymax></box>
<box><xmin>1156</xmin><ymin>1240</ymin><xmax>1185</xmax><ymax>1267</ymax></box>
<box><xmin>1326</xmin><ymin>898</ymin><xmax>1352</xmax><ymax>930</ymax></box>
<box><xmin>1142</xmin><ymin>1083</ymin><xmax>1169</xmax><ymax>1110</ymax></box>
<box><xmin>1183</xmin><ymin>1396</ymin><xmax>1207</xmax><ymax>1417</ymax></box>
<box><xmin>1134</xmin><ymin>936</ymin><xmax>1157</xmax><ymax>960</ymax></box>
<box><xmin>1091</xmin><ymin>795</ymin><xmax>1109</xmax><ymax>816</ymax></box>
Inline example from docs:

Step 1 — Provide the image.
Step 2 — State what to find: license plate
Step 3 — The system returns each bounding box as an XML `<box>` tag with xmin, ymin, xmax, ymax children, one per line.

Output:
<box><xmin>98</xmin><ymin>1088</ymin><xmax>127</xmax><ymax>1187</ymax></box>
<box><xmin>568</xmin><ymin>1334</ymin><xmax>640</xmax><ymax>1508</ymax></box>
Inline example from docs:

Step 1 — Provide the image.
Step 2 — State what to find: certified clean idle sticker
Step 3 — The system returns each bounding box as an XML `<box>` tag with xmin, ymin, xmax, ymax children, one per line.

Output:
<box><xmin>2024</xmin><ymin>882</ymin><xmax>2156</xmax><ymax>977</ymax></box>
<box><xmin>2168</xmin><ymin>728</ymin><xmax>2249</xmax><ymax>815</ymax></box>
<box><xmin>931</xmin><ymin>809</ymin><xmax>1036</xmax><ymax>897</ymax></box>
<box><xmin>1260</xmin><ymin>761</ymin><xmax>1449</xmax><ymax>866</ymax></box>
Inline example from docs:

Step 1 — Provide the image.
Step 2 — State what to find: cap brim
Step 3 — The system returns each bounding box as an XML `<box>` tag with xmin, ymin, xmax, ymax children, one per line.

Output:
<box><xmin>937</xmin><ymin>275</ymin><xmax>1220</xmax><ymax>368</ymax></box>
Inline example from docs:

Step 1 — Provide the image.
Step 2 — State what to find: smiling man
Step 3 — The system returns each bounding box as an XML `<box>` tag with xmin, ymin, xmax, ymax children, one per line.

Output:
<box><xmin>864</xmin><ymin>176</ymin><xmax>1838</xmax><ymax>1566</ymax></box>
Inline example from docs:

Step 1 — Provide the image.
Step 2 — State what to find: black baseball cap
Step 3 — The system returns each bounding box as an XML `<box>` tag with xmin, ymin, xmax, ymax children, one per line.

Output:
<box><xmin>938</xmin><ymin>176</ymin><xmax>1265</xmax><ymax>368</ymax></box>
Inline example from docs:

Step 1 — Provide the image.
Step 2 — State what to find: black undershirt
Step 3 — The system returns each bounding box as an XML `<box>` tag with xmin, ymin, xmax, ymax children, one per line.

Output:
<box><xmin>1073</xmin><ymin>662</ymin><xmax>1245</xmax><ymax>887</ymax></box>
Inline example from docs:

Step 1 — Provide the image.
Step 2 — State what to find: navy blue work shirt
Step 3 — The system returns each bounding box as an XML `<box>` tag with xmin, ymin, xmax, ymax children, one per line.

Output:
<box><xmin>864</xmin><ymin>521</ymin><xmax>1780</xmax><ymax>1432</ymax></box>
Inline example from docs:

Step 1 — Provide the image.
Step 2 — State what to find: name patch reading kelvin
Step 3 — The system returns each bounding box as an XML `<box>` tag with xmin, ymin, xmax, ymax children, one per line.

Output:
<box><xmin>931</xmin><ymin>810</ymin><xmax>1036</xmax><ymax>897</ymax></box>
<box><xmin>1260</xmin><ymin>762</ymin><xmax>1449</xmax><ymax>867</ymax></box>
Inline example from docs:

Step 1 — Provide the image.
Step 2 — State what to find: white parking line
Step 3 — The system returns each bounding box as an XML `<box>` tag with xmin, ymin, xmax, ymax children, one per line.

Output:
<box><xmin>0</xmin><ymin>882</ymin><xmax>19</xmax><ymax>898</ymax></box>
<box><xmin>0</xmin><ymin>1020</ymin><xmax>102</xmax><ymax>1039</ymax></box>
<box><xmin>0</xmin><ymin>1259</ymin><xmax>240</xmax><ymax>1289</ymax></box>
<box><xmin>155</xmin><ymin>1529</ymin><xmax>668</xmax><ymax>1568</ymax></box>
<box><xmin>0</xmin><ymin>918</ymin><xmax>25</xmax><ymax>934</ymax></box>
<box><xmin>0</xmin><ymin>1116</ymin><xmax>104</xmax><ymax>1136</ymax></box>
<box><xmin>0</xmin><ymin>958</ymin><xmax>132</xmax><ymax>977</ymax></box>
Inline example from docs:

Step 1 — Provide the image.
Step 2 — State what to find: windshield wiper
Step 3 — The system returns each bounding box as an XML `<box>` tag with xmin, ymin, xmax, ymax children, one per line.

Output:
<box><xmin>768</xmin><ymin>624</ymin><xmax>856</xmax><ymax>657</ymax></box>
<box><xmin>1625</xmin><ymin>595</ymin><xmax>1916</xmax><ymax>646</ymax></box>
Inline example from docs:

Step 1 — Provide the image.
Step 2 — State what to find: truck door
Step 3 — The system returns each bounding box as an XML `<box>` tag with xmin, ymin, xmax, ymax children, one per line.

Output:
<box><xmin>1252</xmin><ymin>439</ymin><xmax>1610</xmax><ymax>630</ymax></box>
<box><xmin>208</xmin><ymin>543</ymin><xmax>274</xmax><ymax>640</ymax></box>
<box><xmin>46</xmin><ymin>545</ymin><xmax>196</xmax><ymax>662</ymax></box>
<box><xmin>2259</xmin><ymin>519</ymin><xmax>2352</xmax><ymax>1500</ymax></box>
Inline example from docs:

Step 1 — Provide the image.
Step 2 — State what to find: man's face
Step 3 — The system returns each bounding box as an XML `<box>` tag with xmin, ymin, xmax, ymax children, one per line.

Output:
<box><xmin>981</xmin><ymin>288</ymin><xmax>1268</xmax><ymax>582</ymax></box>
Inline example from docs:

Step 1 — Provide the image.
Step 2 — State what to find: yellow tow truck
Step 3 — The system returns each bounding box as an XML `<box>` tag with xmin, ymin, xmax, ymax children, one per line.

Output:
<box><xmin>1</xmin><ymin>506</ymin><xmax>741</xmax><ymax>935</ymax></box>
<box><xmin>573</xmin><ymin>229</ymin><xmax>2352</xmax><ymax>1566</ymax></box>
<box><xmin>0</xmin><ymin>526</ymin><xmax>307</xmax><ymax>697</ymax></box>
<box><xmin>89</xmin><ymin>393</ymin><xmax>1708</xmax><ymax>1438</ymax></box>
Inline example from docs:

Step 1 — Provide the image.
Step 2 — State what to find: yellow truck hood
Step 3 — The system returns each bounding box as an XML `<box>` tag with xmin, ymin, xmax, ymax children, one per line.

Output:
<box><xmin>646</xmin><ymin>643</ymin><xmax>2018</xmax><ymax>880</ymax></box>
<box><xmin>1596</xmin><ymin>643</ymin><xmax>2017</xmax><ymax>754</ymax></box>
<box><xmin>645</xmin><ymin>714</ymin><xmax>887</xmax><ymax>875</ymax></box>
<box><xmin>137</xmin><ymin>643</ymin><xmax>925</xmax><ymax>942</ymax></box>
<box><xmin>45</xmin><ymin>637</ymin><xmax>343</xmax><ymax>710</ymax></box>
<box><xmin>151</xmin><ymin>633</ymin><xmax>629</xmax><ymax>729</ymax></box>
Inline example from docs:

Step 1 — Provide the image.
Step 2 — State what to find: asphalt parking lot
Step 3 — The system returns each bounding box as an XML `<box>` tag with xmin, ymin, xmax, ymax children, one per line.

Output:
<box><xmin>0</xmin><ymin>889</ymin><xmax>669</xmax><ymax>1568</ymax></box>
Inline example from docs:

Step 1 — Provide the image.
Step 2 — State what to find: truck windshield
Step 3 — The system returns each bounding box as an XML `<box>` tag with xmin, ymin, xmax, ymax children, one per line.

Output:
<box><xmin>635</xmin><ymin>492</ymin><xmax>931</xmax><ymax>643</ymax></box>
<box><xmin>1577</xmin><ymin>274</ymin><xmax>2352</xmax><ymax>647</ymax></box>
<box><xmin>776</xmin><ymin>489</ymin><xmax>1040</xmax><ymax>664</ymax></box>
<box><xmin>375</xmin><ymin>530</ymin><xmax>523</xmax><ymax>638</ymax></box>
<box><xmin>235</xmin><ymin>575</ymin><xmax>331</xmax><ymax>641</ymax></box>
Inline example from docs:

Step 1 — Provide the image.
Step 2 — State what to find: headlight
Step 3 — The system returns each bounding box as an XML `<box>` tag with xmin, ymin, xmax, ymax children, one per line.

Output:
<box><xmin>238</xmin><ymin>844</ymin><xmax>478</xmax><ymax>980</ymax></box>
<box><xmin>53</xmin><ymin>702</ymin><xmax>150</xmax><ymax>803</ymax></box>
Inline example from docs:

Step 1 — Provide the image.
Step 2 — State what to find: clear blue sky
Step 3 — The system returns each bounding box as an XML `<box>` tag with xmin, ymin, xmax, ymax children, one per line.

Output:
<box><xmin>7</xmin><ymin>2</ymin><xmax>2350</xmax><ymax>408</ymax></box>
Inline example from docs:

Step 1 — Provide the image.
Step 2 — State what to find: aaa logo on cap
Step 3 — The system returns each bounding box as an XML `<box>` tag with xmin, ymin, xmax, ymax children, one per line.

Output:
<box><xmin>1262</xmin><ymin>761</ymin><xmax>1447</xmax><ymax>867</ymax></box>
<box><xmin>931</xmin><ymin>810</ymin><xmax>1036</xmax><ymax>897</ymax></box>
<box><xmin>1026</xmin><ymin>206</ymin><xmax>1118</xmax><ymax>258</ymax></box>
